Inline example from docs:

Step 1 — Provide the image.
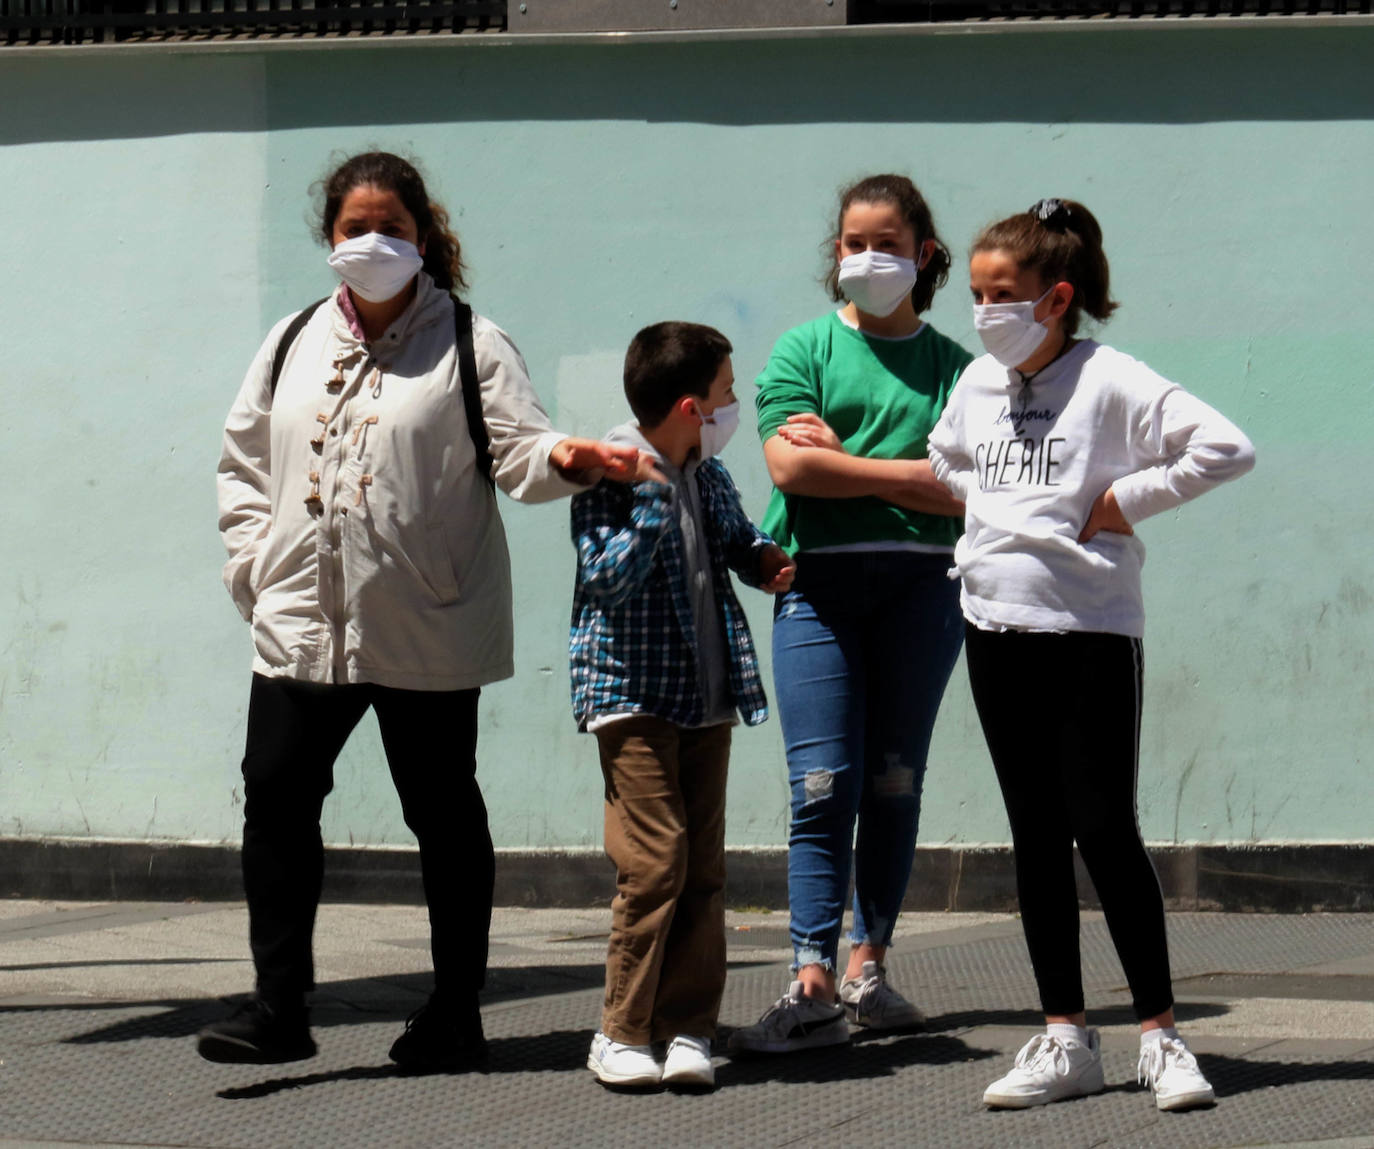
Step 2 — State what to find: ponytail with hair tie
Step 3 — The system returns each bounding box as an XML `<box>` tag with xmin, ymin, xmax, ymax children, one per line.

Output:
<box><xmin>1030</xmin><ymin>199</ymin><xmax>1073</xmax><ymax>231</ymax></box>
<box><xmin>972</xmin><ymin>197</ymin><xmax>1118</xmax><ymax>336</ymax></box>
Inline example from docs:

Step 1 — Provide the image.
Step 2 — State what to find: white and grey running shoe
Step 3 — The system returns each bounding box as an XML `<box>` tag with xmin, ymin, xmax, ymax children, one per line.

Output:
<box><xmin>587</xmin><ymin>1031</ymin><xmax>662</xmax><ymax>1087</ymax></box>
<box><xmin>838</xmin><ymin>960</ymin><xmax>927</xmax><ymax>1030</ymax></box>
<box><xmin>727</xmin><ymin>980</ymin><xmax>849</xmax><ymax>1054</ymax></box>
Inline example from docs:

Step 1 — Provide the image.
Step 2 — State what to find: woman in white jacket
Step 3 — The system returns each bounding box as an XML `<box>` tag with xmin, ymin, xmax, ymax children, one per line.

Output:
<box><xmin>201</xmin><ymin>152</ymin><xmax>646</xmax><ymax>1072</ymax></box>
<box><xmin>926</xmin><ymin>199</ymin><xmax>1254</xmax><ymax>1114</ymax></box>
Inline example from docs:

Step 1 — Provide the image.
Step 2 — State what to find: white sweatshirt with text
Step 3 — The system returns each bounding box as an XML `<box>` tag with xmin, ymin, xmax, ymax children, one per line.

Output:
<box><xmin>926</xmin><ymin>340</ymin><xmax>1255</xmax><ymax>637</ymax></box>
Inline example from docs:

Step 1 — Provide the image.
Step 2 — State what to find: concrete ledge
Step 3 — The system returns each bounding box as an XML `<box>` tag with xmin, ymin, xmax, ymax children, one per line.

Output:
<box><xmin>3</xmin><ymin>838</ymin><xmax>1372</xmax><ymax>912</ymax></box>
<box><xmin>511</xmin><ymin>0</ymin><xmax>849</xmax><ymax>33</ymax></box>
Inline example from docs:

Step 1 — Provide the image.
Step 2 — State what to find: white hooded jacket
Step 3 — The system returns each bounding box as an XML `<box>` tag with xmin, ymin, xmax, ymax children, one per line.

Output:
<box><xmin>218</xmin><ymin>275</ymin><xmax>579</xmax><ymax>690</ymax></box>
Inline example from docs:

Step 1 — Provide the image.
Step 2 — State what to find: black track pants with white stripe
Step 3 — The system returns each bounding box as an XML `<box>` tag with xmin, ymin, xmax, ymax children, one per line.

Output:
<box><xmin>964</xmin><ymin>624</ymin><xmax>1175</xmax><ymax>1021</ymax></box>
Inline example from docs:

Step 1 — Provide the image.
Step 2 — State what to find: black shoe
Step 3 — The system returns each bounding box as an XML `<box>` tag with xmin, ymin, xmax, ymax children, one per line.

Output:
<box><xmin>388</xmin><ymin>997</ymin><xmax>488</xmax><ymax>1074</ymax></box>
<box><xmin>197</xmin><ymin>998</ymin><xmax>316</xmax><ymax>1064</ymax></box>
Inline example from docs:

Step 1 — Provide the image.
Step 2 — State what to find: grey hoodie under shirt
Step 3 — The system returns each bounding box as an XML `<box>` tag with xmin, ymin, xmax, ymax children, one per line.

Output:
<box><xmin>597</xmin><ymin>421</ymin><xmax>734</xmax><ymax>729</ymax></box>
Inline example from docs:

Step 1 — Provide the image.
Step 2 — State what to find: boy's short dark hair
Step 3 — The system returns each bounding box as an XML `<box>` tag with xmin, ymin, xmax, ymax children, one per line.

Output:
<box><xmin>624</xmin><ymin>322</ymin><xmax>732</xmax><ymax>428</ymax></box>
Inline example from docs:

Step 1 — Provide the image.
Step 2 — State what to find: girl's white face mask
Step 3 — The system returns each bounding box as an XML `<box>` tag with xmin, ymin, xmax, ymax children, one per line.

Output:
<box><xmin>837</xmin><ymin>251</ymin><xmax>918</xmax><ymax>318</ymax></box>
<box><xmin>695</xmin><ymin>399</ymin><xmax>740</xmax><ymax>459</ymax></box>
<box><xmin>972</xmin><ymin>285</ymin><xmax>1056</xmax><ymax>368</ymax></box>
<box><xmin>327</xmin><ymin>233</ymin><xmax>424</xmax><ymax>303</ymax></box>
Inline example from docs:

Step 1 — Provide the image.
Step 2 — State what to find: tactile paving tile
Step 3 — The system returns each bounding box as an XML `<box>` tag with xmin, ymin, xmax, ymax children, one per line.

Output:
<box><xmin>2</xmin><ymin>915</ymin><xmax>1372</xmax><ymax>1148</ymax></box>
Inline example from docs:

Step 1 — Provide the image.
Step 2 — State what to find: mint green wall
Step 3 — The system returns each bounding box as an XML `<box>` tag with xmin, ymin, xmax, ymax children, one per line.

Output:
<box><xmin>2</xmin><ymin>26</ymin><xmax>1370</xmax><ymax>850</ymax></box>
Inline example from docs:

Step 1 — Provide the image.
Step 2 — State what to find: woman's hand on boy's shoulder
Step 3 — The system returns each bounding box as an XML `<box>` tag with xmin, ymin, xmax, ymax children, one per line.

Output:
<box><xmin>757</xmin><ymin>544</ymin><xmax>796</xmax><ymax>594</ymax></box>
<box><xmin>552</xmin><ymin>438</ymin><xmax>666</xmax><ymax>485</ymax></box>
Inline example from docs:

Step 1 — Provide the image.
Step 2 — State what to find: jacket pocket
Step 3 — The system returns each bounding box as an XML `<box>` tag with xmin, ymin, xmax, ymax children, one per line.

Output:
<box><xmin>425</xmin><ymin>523</ymin><xmax>461</xmax><ymax>605</ymax></box>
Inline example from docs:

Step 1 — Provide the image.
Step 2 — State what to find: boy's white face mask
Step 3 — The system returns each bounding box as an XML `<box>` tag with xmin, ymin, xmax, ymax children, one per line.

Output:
<box><xmin>327</xmin><ymin>233</ymin><xmax>424</xmax><ymax>303</ymax></box>
<box><xmin>695</xmin><ymin>400</ymin><xmax>740</xmax><ymax>459</ymax></box>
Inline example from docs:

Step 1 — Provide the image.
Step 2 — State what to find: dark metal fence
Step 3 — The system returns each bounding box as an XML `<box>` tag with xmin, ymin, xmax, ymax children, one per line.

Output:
<box><xmin>2</xmin><ymin>0</ymin><xmax>1367</xmax><ymax>47</ymax></box>
<box><xmin>1</xmin><ymin>0</ymin><xmax>505</xmax><ymax>45</ymax></box>
<box><xmin>857</xmin><ymin>0</ymin><xmax>1370</xmax><ymax>17</ymax></box>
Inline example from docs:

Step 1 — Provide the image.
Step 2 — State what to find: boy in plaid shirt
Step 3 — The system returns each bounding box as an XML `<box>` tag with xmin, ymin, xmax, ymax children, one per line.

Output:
<box><xmin>571</xmin><ymin>322</ymin><xmax>794</xmax><ymax>1090</ymax></box>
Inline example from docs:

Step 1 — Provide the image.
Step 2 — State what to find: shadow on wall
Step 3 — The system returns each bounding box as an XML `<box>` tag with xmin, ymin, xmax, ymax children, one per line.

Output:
<box><xmin>3</xmin><ymin>26</ymin><xmax>1373</xmax><ymax>147</ymax></box>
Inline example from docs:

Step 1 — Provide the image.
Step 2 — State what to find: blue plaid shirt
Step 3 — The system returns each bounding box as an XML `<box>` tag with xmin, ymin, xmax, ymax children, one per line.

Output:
<box><xmin>569</xmin><ymin>457</ymin><xmax>771</xmax><ymax>730</ymax></box>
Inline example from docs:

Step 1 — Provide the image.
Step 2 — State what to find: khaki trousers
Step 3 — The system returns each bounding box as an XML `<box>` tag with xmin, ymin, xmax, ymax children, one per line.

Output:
<box><xmin>595</xmin><ymin>715</ymin><xmax>731</xmax><ymax>1045</ymax></box>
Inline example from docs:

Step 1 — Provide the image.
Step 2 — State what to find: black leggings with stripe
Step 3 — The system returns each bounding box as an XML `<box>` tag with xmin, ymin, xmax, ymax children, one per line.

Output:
<box><xmin>964</xmin><ymin>625</ymin><xmax>1174</xmax><ymax>1021</ymax></box>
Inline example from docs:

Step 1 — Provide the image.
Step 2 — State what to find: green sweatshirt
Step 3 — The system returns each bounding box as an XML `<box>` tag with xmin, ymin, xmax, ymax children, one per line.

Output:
<box><xmin>756</xmin><ymin>312</ymin><xmax>973</xmax><ymax>555</ymax></box>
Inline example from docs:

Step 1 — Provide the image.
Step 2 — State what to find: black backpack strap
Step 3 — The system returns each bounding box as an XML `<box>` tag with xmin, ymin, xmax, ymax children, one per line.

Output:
<box><xmin>269</xmin><ymin>294</ymin><xmax>494</xmax><ymax>488</ymax></box>
<box><xmin>453</xmin><ymin>298</ymin><xmax>495</xmax><ymax>488</ymax></box>
<box><xmin>269</xmin><ymin>297</ymin><xmax>329</xmax><ymax>398</ymax></box>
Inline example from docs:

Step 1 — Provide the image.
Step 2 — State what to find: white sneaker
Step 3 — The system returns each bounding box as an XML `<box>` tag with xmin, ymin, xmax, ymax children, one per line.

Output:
<box><xmin>983</xmin><ymin>1029</ymin><xmax>1105</xmax><ymax>1108</ymax></box>
<box><xmin>662</xmin><ymin>1035</ymin><xmax>715</xmax><ymax>1088</ymax></box>
<box><xmin>726</xmin><ymin>980</ymin><xmax>849</xmax><ymax>1054</ymax></box>
<box><xmin>838</xmin><ymin>961</ymin><xmax>926</xmax><ymax>1030</ymax></box>
<box><xmin>1138</xmin><ymin>1034</ymin><xmax>1215</xmax><ymax>1111</ymax></box>
<box><xmin>586</xmin><ymin>1031</ymin><xmax>661</xmax><ymax>1087</ymax></box>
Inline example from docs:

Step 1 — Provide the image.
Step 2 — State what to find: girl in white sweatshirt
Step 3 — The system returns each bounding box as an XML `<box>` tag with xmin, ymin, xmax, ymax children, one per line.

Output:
<box><xmin>926</xmin><ymin>199</ymin><xmax>1254</xmax><ymax>1114</ymax></box>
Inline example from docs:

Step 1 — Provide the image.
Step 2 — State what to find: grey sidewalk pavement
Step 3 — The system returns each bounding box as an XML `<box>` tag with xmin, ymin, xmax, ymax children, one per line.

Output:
<box><xmin>2</xmin><ymin>900</ymin><xmax>1372</xmax><ymax>1149</ymax></box>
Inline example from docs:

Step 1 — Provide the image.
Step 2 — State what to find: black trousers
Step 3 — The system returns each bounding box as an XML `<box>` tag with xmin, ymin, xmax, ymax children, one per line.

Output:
<box><xmin>964</xmin><ymin>625</ymin><xmax>1174</xmax><ymax>1021</ymax></box>
<box><xmin>240</xmin><ymin>673</ymin><xmax>491</xmax><ymax>1012</ymax></box>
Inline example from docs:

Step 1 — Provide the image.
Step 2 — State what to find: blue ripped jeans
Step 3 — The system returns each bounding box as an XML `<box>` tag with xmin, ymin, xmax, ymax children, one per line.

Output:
<box><xmin>773</xmin><ymin>550</ymin><xmax>963</xmax><ymax>972</ymax></box>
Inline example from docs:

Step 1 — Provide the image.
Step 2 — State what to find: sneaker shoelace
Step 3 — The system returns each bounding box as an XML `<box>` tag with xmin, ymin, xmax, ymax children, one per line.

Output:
<box><xmin>1015</xmin><ymin>1033</ymin><xmax>1073</xmax><ymax>1076</ymax></box>
<box><xmin>757</xmin><ymin>992</ymin><xmax>803</xmax><ymax>1035</ymax></box>
<box><xmin>854</xmin><ymin>971</ymin><xmax>889</xmax><ymax>1016</ymax></box>
<box><xmin>758</xmin><ymin>989</ymin><xmax>830</xmax><ymax>1038</ymax></box>
<box><xmin>1137</xmin><ymin>1036</ymin><xmax>1198</xmax><ymax>1088</ymax></box>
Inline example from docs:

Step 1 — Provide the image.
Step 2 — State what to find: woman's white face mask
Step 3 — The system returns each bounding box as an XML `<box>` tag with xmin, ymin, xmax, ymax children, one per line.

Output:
<box><xmin>972</xmin><ymin>285</ymin><xmax>1056</xmax><ymax>368</ymax></box>
<box><xmin>327</xmin><ymin>233</ymin><xmax>423</xmax><ymax>303</ymax></box>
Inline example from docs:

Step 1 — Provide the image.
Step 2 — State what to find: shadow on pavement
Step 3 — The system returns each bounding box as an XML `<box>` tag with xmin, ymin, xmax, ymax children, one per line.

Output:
<box><xmin>716</xmin><ymin>1031</ymin><xmax>999</xmax><ymax>1087</ymax></box>
<box><xmin>1202</xmin><ymin>1051</ymin><xmax>1374</xmax><ymax>1098</ymax></box>
<box><xmin>217</xmin><ymin>1064</ymin><xmax>406</xmax><ymax>1099</ymax></box>
<box><xmin>928</xmin><ymin>1000</ymin><xmax>1234</xmax><ymax>1031</ymax></box>
<box><xmin>212</xmin><ymin>1028</ymin><xmax>1005</xmax><ymax>1099</ymax></box>
<box><xmin>7</xmin><ymin>965</ymin><xmax>606</xmax><ymax>1044</ymax></box>
<box><xmin>215</xmin><ymin>1028</ymin><xmax>602</xmax><ymax>1098</ymax></box>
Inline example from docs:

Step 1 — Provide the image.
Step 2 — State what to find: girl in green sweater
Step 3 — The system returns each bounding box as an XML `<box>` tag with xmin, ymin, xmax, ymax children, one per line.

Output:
<box><xmin>729</xmin><ymin>174</ymin><xmax>971</xmax><ymax>1054</ymax></box>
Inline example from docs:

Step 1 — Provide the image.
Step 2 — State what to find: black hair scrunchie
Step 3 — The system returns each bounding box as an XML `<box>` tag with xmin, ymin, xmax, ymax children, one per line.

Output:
<box><xmin>1029</xmin><ymin>198</ymin><xmax>1072</xmax><ymax>230</ymax></box>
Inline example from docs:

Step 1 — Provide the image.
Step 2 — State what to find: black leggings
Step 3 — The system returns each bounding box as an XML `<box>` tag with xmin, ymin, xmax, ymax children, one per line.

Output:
<box><xmin>240</xmin><ymin>674</ymin><xmax>491</xmax><ymax>1012</ymax></box>
<box><xmin>964</xmin><ymin>625</ymin><xmax>1174</xmax><ymax>1021</ymax></box>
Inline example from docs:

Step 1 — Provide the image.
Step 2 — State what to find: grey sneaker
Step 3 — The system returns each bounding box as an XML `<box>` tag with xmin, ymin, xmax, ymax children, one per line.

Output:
<box><xmin>727</xmin><ymin>980</ymin><xmax>849</xmax><ymax>1054</ymax></box>
<box><xmin>983</xmin><ymin>1029</ymin><xmax>1105</xmax><ymax>1108</ymax></box>
<box><xmin>838</xmin><ymin>961</ymin><xmax>926</xmax><ymax>1031</ymax></box>
<box><xmin>1138</xmin><ymin>1034</ymin><xmax>1215</xmax><ymax>1111</ymax></box>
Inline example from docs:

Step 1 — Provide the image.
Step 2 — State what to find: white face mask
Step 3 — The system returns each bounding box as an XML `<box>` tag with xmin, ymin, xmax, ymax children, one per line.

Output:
<box><xmin>695</xmin><ymin>399</ymin><xmax>740</xmax><ymax>459</ymax></box>
<box><xmin>327</xmin><ymin>233</ymin><xmax>424</xmax><ymax>303</ymax></box>
<box><xmin>972</xmin><ymin>285</ymin><xmax>1056</xmax><ymax>368</ymax></box>
<box><xmin>836</xmin><ymin>251</ymin><xmax>919</xmax><ymax>318</ymax></box>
